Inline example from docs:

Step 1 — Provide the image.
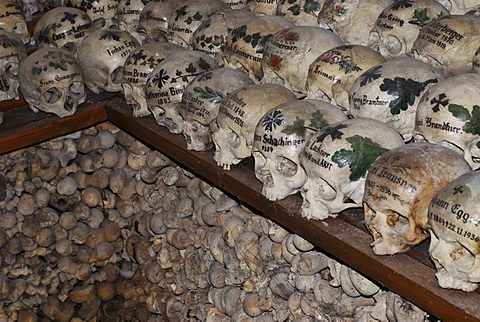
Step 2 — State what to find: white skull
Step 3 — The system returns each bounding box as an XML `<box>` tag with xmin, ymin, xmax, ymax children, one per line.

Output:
<box><xmin>18</xmin><ymin>47</ymin><xmax>86</xmax><ymax>118</ymax></box>
<box><xmin>363</xmin><ymin>142</ymin><xmax>472</xmax><ymax>255</ymax></box>
<box><xmin>306</xmin><ymin>44</ymin><xmax>385</xmax><ymax>110</ymax></box>
<box><xmin>34</xmin><ymin>7</ymin><xmax>95</xmax><ymax>56</ymax></box>
<box><xmin>300</xmin><ymin>118</ymin><xmax>404</xmax><ymax>220</ymax></box>
<box><xmin>413</xmin><ymin>73</ymin><xmax>480</xmax><ymax>170</ymax></box>
<box><xmin>276</xmin><ymin>0</ymin><xmax>325</xmax><ymax>26</ymax></box>
<box><xmin>77</xmin><ymin>29</ymin><xmax>139</xmax><ymax>94</ymax></box>
<box><xmin>411</xmin><ymin>15</ymin><xmax>480</xmax><ymax>77</ymax></box>
<box><xmin>0</xmin><ymin>30</ymin><xmax>26</xmax><ymax>102</ymax></box>
<box><xmin>145</xmin><ymin>50</ymin><xmax>219</xmax><ymax>134</ymax></box>
<box><xmin>367</xmin><ymin>0</ymin><xmax>447</xmax><ymax>59</ymax></box>
<box><xmin>69</xmin><ymin>0</ymin><xmax>120</xmax><ymax>30</ymax></box>
<box><xmin>122</xmin><ymin>42</ymin><xmax>185</xmax><ymax>118</ymax></box>
<box><xmin>348</xmin><ymin>57</ymin><xmax>444</xmax><ymax>142</ymax></box>
<box><xmin>222</xmin><ymin>15</ymin><xmax>294</xmax><ymax>83</ymax></box>
<box><xmin>428</xmin><ymin>170</ymin><xmax>480</xmax><ymax>292</ymax></box>
<box><xmin>212</xmin><ymin>83</ymin><xmax>297</xmax><ymax>170</ymax></box>
<box><xmin>437</xmin><ymin>0</ymin><xmax>480</xmax><ymax>14</ymax></box>
<box><xmin>0</xmin><ymin>0</ymin><xmax>29</xmax><ymax>44</ymax></box>
<box><xmin>317</xmin><ymin>0</ymin><xmax>394</xmax><ymax>46</ymax></box>
<box><xmin>137</xmin><ymin>0</ymin><xmax>185</xmax><ymax>43</ymax></box>
<box><xmin>116</xmin><ymin>0</ymin><xmax>147</xmax><ymax>44</ymax></box>
<box><xmin>252</xmin><ymin>99</ymin><xmax>348</xmax><ymax>201</ymax></box>
<box><xmin>167</xmin><ymin>0</ymin><xmax>231</xmax><ymax>49</ymax></box>
<box><xmin>179</xmin><ymin>67</ymin><xmax>254</xmax><ymax>151</ymax></box>
<box><xmin>261</xmin><ymin>26</ymin><xmax>344</xmax><ymax>98</ymax></box>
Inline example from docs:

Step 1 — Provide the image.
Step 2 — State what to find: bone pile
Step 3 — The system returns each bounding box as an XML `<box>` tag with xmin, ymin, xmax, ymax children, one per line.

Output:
<box><xmin>0</xmin><ymin>124</ymin><xmax>427</xmax><ymax>321</ymax></box>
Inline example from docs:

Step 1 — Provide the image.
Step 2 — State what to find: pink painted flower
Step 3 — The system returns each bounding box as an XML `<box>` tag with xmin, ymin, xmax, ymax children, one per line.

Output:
<box><xmin>37</xmin><ymin>58</ymin><xmax>49</xmax><ymax>67</ymax></box>
<box><xmin>0</xmin><ymin>35</ymin><xmax>10</xmax><ymax>43</ymax></box>
<box><xmin>319</xmin><ymin>51</ymin><xmax>332</xmax><ymax>60</ymax></box>
<box><xmin>332</xmin><ymin>2</ymin><xmax>343</xmax><ymax>11</ymax></box>
<box><xmin>330</xmin><ymin>55</ymin><xmax>341</xmax><ymax>63</ymax></box>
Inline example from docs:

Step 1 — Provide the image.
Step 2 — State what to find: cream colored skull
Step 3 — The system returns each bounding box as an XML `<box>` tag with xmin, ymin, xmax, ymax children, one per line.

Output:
<box><xmin>437</xmin><ymin>0</ymin><xmax>480</xmax><ymax>14</ymax></box>
<box><xmin>179</xmin><ymin>67</ymin><xmax>254</xmax><ymax>151</ymax></box>
<box><xmin>306</xmin><ymin>44</ymin><xmax>385</xmax><ymax>110</ymax></box>
<box><xmin>18</xmin><ymin>47</ymin><xmax>86</xmax><ymax>118</ymax></box>
<box><xmin>428</xmin><ymin>170</ymin><xmax>480</xmax><ymax>292</ymax></box>
<box><xmin>276</xmin><ymin>0</ymin><xmax>324</xmax><ymax>26</ymax></box>
<box><xmin>247</xmin><ymin>0</ymin><xmax>278</xmax><ymax>15</ymax></box>
<box><xmin>212</xmin><ymin>83</ymin><xmax>297</xmax><ymax>170</ymax></box>
<box><xmin>368</xmin><ymin>0</ymin><xmax>447</xmax><ymax>59</ymax></box>
<box><xmin>474</xmin><ymin>46</ymin><xmax>480</xmax><ymax>73</ymax></box>
<box><xmin>34</xmin><ymin>7</ymin><xmax>95</xmax><ymax>56</ymax></box>
<box><xmin>116</xmin><ymin>0</ymin><xmax>147</xmax><ymax>44</ymax></box>
<box><xmin>145</xmin><ymin>50</ymin><xmax>219</xmax><ymax>134</ymax></box>
<box><xmin>0</xmin><ymin>0</ymin><xmax>29</xmax><ymax>44</ymax></box>
<box><xmin>252</xmin><ymin>99</ymin><xmax>348</xmax><ymax>201</ymax></box>
<box><xmin>411</xmin><ymin>15</ymin><xmax>480</xmax><ymax>77</ymax></box>
<box><xmin>138</xmin><ymin>0</ymin><xmax>186</xmax><ymax>43</ymax></box>
<box><xmin>348</xmin><ymin>57</ymin><xmax>444</xmax><ymax>142</ymax></box>
<box><xmin>413</xmin><ymin>73</ymin><xmax>480</xmax><ymax>170</ymax></box>
<box><xmin>300</xmin><ymin>118</ymin><xmax>404</xmax><ymax>220</ymax></box>
<box><xmin>167</xmin><ymin>0</ymin><xmax>231</xmax><ymax>49</ymax></box>
<box><xmin>261</xmin><ymin>26</ymin><xmax>344</xmax><ymax>98</ymax></box>
<box><xmin>69</xmin><ymin>0</ymin><xmax>120</xmax><ymax>29</ymax></box>
<box><xmin>77</xmin><ymin>29</ymin><xmax>139</xmax><ymax>94</ymax></box>
<box><xmin>0</xmin><ymin>30</ymin><xmax>26</xmax><ymax>102</ymax></box>
<box><xmin>317</xmin><ymin>0</ymin><xmax>394</xmax><ymax>45</ymax></box>
<box><xmin>222</xmin><ymin>15</ymin><xmax>293</xmax><ymax>83</ymax></box>
<box><xmin>122</xmin><ymin>42</ymin><xmax>185</xmax><ymax>118</ymax></box>
<box><xmin>363</xmin><ymin>142</ymin><xmax>472</xmax><ymax>255</ymax></box>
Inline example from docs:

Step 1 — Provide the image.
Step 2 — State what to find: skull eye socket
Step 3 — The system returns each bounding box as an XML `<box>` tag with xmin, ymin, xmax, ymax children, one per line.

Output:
<box><xmin>43</xmin><ymin>87</ymin><xmax>62</xmax><ymax>104</ymax></box>
<box><xmin>227</xmin><ymin>130</ymin><xmax>240</xmax><ymax>148</ymax></box>
<box><xmin>111</xmin><ymin>67</ymin><xmax>124</xmax><ymax>84</ymax></box>
<box><xmin>275</xmin><ymin>156</ymin><xmax>298</xmax><ymax>177</ymax></box>
<box><xmin>253</xmin><ymin>151</ymin><xmax>267</xmax><ymax>168</ymax></box>
<box><xmin>69</xmin><ymin>81</ymin><xmax>84</xmax><ymax>97</ymax></box>
<box><xmin>450</xmin><ymin>245</ymin><xmax>476</xmax><ymax>270</ymax></box>
<box><xmin>62</xmin><ymin>42</ymin><xmax>78</xmax><ymax>54</ymax></box>
<box><xmin>316</xmin><ymin>178</ymin><xmax>336</xmax><ymax>201</ymax></box>
<box><xmin>385</xmin><ymin>36</ymin><xmax>402</xmax><ymax>55</ymax></box>
<box><xmin>386</xmin><ymin>210</ymin><xmax>410</xmax><ymax>234</ymax></box>
<box><xmin>93</xmin><ymin>18</ymin><xmax>107</xmax><ymax>29</ymax></box>
<box><xmin>5</xmin><ymin>62</ymin><xmax>19</xmax><ymax>78</ymax></box>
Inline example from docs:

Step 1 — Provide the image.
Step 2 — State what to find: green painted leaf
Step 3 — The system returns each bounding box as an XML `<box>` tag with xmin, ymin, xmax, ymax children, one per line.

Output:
<box><xmin>288</xmin><ymin>5</ymin><xmax>301</xmax><ymax>15</ymax></box>
<box><xmin>410</xmin><ymin>8</ymin><xmax>430</xmax><ymax>26</ymax></box>
<box><xmin>309</xmin><ymin>110</ymin><xmax>329</xmax><ymax>130</ymax></box>
<box><xmin>448</xmin><ymin>103</ymin><xmax>471</xmax><ymax>121</ymax></box>
<box><xmin>282</xmin><ymin>117</ymin><xmax>306</xmax><ymax>137</ymax></box>
<box><xmin>463</xmin><ymin>105</ymin><xmax>480</xmax><ymax>135</ymax></box>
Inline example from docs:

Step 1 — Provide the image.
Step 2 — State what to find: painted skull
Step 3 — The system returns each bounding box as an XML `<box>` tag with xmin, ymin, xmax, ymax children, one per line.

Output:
<box><xmin>221</xmin><ymin>0</ymin><xmax>247</xmax><ymax>9</ymax></box>
<box><xmin>166</xmin><ymin>0</ymin><xmax>231</xmax><ymax>49</ymax></box>
<box><xmin>367</xmin><ymin>0</ymin><xmax>447</xmax><ymax>59</ymax></box>
<box><xmin>306</xmin><ymin>44</ymin><xmax>385</xmax><ymax>110</ymax></box>
<box><xmin>276</xmin><ymin>0</ymin><xmax>324</xmax><ymax>26</ymax></box>
<box><xmin>317</xmin><ymin>0</ymin><xmax>394</xmax><ymax>46</ymax></box>
<box><xmin>221</xmin><ymin>15</ymin><xmax>293</xmax><ymax>83</ymax></box>
<box><xmin>348</xmin><ymin>57</ymin><xmax>444</xmax><ymax>142</ymax></box>
<box><xmin>428</xmin><ymin>170</ymin><xmax>480</xmax><ymax>292</ymax></box>
<box><xmin>437</xmin><ymin>0</ymin><xmax>480</xmax><ymax>14</ymax></box>
<box><xmin>77</xmin><ymin>29</ymin><xmax>139</xmax><ymax>94</ymax></box>
<box><xmin>116</xmin><ymin>0</ymin><xmax>147</xmax><ymax>44</ymax></box>
<box><xmin>145</xmin><ymin>50</ymin><xmax>219</xmax><ymax>134</ymax></box>
<box><xmin>122</xmin><ymin>41</ymin><xmax>185</xmax><ymax>118</ymax></box>
<box><xmin>0</xmin><ymin>0</ymin><xmax>29</xmax><ymax>44</ymax></box>
<box><xmin>247</xmin><ymin>0</ymin><xmax>278</xmax><ymax>15</ymax></box>
<box><xmin>0</xmin><ymin>30</ymin><xmax>26</xmax><ymax>102</ymax></box>
<box><xmin>252</xmin><ymin>99</ymin><xmax>348</xmax><ymax>201</ymax></box>
<box><xmin>413</xmin><ymin>73</ymin><xmax>480</xmax><ymax>170</ymax></box>
<box><xmin>411</xmin><ymin>14</ymin><xmax>480</xmax><ymax>77</ymax></box>
<box><xmin>261</xmin><ymin>26</ymin><xmax>344</xmax><ymax>98</ymax></box>
<box><xmin>179</xmin><ymin>67</ymin><xmax>254</xmax><ymax>151</ymax></box>
<box><xmin>363</xmin><ymin>142</ymin><xmax>472</xmax><ymax>255</ymax></box>
<box><xmin>137</xmin><ymin>0</ymin><xmax>186</xmax><ymax>43</ymax></box>
<box><xmin>68</xmin><ymin>0</ymin><xmax>120</xmax><ymax>29</ymax></box>
<box><xmin>34</xmin><ymin>7</ymin><xmax>95</xmax><ymax>55</ymax></box>
<box><xmin>18</xmin><ymin>47</ymin><xmax>86</xmax><ymax>117</ymax></box>
<box><xmin>212</xmin><ymin>83</ymin><xmax>297</xmax><ymax>170</ymax></box>
<box><xmin>300</xmin><ymin>118</ymin><xmax>404</xmax><ymax>220</ymax></box>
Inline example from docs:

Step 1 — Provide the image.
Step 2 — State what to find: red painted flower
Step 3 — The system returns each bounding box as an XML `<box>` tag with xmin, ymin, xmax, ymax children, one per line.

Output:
<box><xmin>269</xmin><ymin>54</ymin><xmax>282</xmax><ymax>68</ymax></box>
<box><xmin>330</xmin><ymin>55</ymin><xmax>341</xmax><ymax>63</ymax></box>
<box><xmin>332</xmin><ymin>2</ymin><xmax>343</xmax><ymax>11</ymax></box>
<box><xmin>319</xmin><ymin>51</ymin><xmax>332</xmax><ymax>60</ymax></box>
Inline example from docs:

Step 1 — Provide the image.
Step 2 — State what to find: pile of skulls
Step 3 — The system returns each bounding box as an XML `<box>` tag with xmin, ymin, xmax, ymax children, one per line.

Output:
<box><xmin>0</xmin><ymin>123</ymin><xmax>429</xmax><ymax>321</ymax></box>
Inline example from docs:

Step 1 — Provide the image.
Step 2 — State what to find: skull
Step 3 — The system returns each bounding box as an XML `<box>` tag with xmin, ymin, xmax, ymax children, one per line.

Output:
<box><xmin>363</xmin><ymin>142</ymin><xmax>472</xmax><ymax>255</ymax></box>
<box><xmin>137</xmin><ymin>0</ymin><xmax>186</xmax><ymax>43</ymax></box>
<box><xmin>116</xmin><ymin>0</ymin><xmax>147</xmax><ymax>44</ymax></box>
<box><xmin>179</xmin><ymin>67</ymin><xmax>254</xmax><ymax>151</ymax></box>
<box><xmin>306</xmin><ymin>44</ymin><xmax>385</xmax><ymax>110</ymax></box>
<box><xmin>252</xmin><ymin>99</ymin><xmax>348</xmax><ymax>201</ymax></box>
<box><xmin>222</xmin><ymin>15</ymin><xmax>293</xmax><ymax>83</ymax></box>
<box><xmin>276</xmin><ymin>0</ymin><xmax>324</xmax><ymax>26</ymax></box>
<box><xmin>261</xmin><ymin>26</ymin><xmax>344</xmax><ymax>98</ymax></box>
<box><xmin>192</xmin><ymin>9</ymin><xmax>255</xmax><ymax>61</ymax></box>
<box><xmin>122</xmin><ymin>42</ymin><xmax>185</xmax><ymax>118</ymax></box>
<box><xmin>411</xmin><ymin>15</ymin><xmax>480</xmax><ymax>77</ymax></box>
<box><xmin>18</xmin><ymin>47</ymin><xmax>86</xmax><ymax>118</ymax></box>
<box><xmin>428</xmin><ymin>170</ymin><xmax>480</xmax><ymax>292</ymax></box>
<box><xmin>437</xmin><ymin>0</ymin><xmax>480</xmax><ymax>14</ymax></box>
<box><xmin>247</xmin><ymin>0</ymin><xmax>278</xmax><ymax>15</ymax></box>
<box><xmin>212</xmin><ymin>83</ymin><xmax>297</xmax><ymax>170</ymax></box>
<box><xmin>77</xmin><ymin>29</ymin><xmax>139</xmax><ymax>94</ymax></box>
<box><xmin>145</xmin><ymin>50</ymin><xmax>219</xmax><ymax>134</ymax></box>
<box><xmin>474</xmin><ymin>46</ymin><xmax>480</xmax><ymax>73</ymax></box>
<box><xmin>167</xmin><ymin>0</ymin><xmax>231</xmax><ymax>49</ymax></box>
<box><xmin>68</xmin><ymin>0</ymin><xmax>120</xmax><ymax>30</ymax></box>
<box><xmin>21</xmin><ymin>0</ymin><xmax>39</xmax><ymax>21</ymax></box>
<box><xmin>317</xmin><ymin>0</ymin><xmax>394</xmax><ymax>46</ymax></box>
<box><xmin>300</xmin><ymin>118</ymin><xmax>404</xmax><ymax>220</ymax></box>
<box><xmin>367</xmin><ymin>0</ymin><xmax>447</xmax><ymax>59</ymax></box>
<box><xmin>0</xmin><ymin>0</ymin><xmax>29</xmax><ymax>44</ymax></box>
<box><xmin>413</xmin><ymin>73</ymin><xmax>480</xmax><ymax>170</ymax></box>
<box><xmin>0</xmin><ymin>30</ymin><xmax>26</xmax><ymax>102</ymax></box>
<box><xmin>348</xmin><ymin>57</ymin><xmax>444</xmax><ymax>142</ymax></box>
<box><xmin>34</xmin><ymin>7</ymin><xmax>95</xmax><ymax>56</ymax></box>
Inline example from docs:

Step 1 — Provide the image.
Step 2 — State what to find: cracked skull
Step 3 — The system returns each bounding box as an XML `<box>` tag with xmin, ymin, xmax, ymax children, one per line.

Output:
<box><xmin>0</xmin><ymin>30</ymin><xmax>26</xmax><ymax>102</ymax></box>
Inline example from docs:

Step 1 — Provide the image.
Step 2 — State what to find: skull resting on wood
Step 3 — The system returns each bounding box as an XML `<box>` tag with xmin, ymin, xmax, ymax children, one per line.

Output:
<box><xmin>0</xmin><ymin>29</ymin><xmax>26</xmax><ymax>102</ymax></box>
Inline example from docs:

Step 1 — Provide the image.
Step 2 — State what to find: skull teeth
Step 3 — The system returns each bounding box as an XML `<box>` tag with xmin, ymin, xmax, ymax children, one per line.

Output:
<box><xmin>0</xmin><ymin>75</ymin><xmax>9</xmax><ymax>92</ymax></box>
